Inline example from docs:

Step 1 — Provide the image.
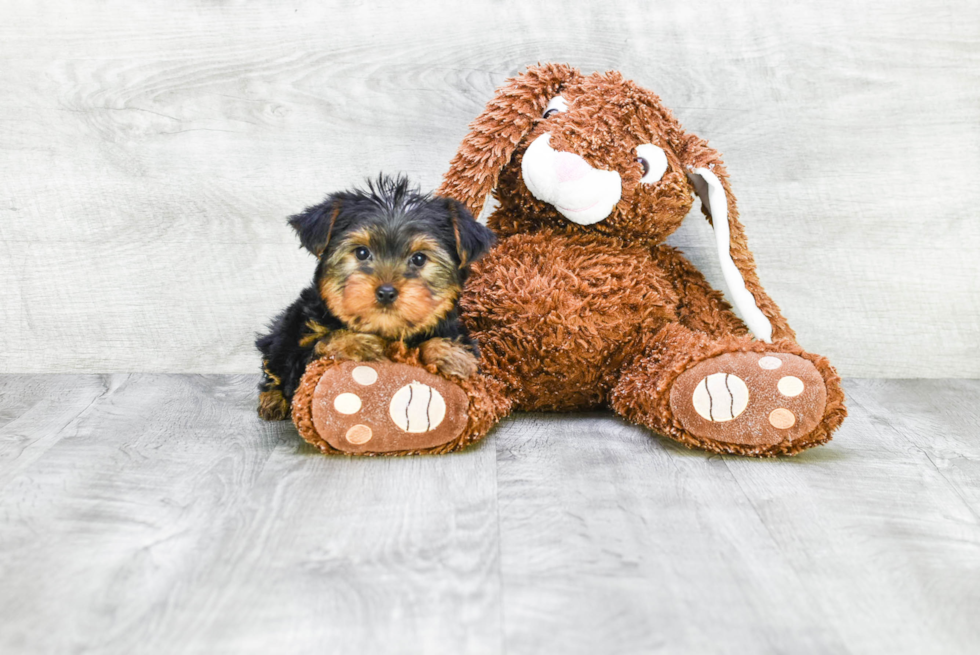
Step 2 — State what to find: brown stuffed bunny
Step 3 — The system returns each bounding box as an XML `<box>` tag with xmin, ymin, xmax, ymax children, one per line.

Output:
<box><xmin>292</xmin><ymin>63</ymin><xmax>845</xmax><ymax>457</ymax></box>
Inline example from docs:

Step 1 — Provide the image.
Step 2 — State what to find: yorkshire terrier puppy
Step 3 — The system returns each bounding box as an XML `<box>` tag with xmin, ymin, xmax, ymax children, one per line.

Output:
<box><xmin>256</xmin><ymin>175</ymin><xmax>495</xmax><ymax>421</ymax></box>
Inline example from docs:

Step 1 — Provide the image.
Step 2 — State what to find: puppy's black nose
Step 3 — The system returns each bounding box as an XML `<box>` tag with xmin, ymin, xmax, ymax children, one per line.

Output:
<box><xmin>375</xmin><ymin>284</ymin><xmax>398</xmax><ymax>305</ymax></box>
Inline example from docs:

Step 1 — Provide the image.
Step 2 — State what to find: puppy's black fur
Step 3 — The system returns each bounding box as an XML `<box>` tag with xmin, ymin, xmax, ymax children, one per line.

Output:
<box><xmin>256</xmin><ymin>175</ymin><xmax>495</xmax><ymax>420</ymax></box>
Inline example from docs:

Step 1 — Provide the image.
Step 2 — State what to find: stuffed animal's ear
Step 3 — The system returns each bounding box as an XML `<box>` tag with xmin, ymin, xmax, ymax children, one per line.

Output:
<box><xmin>445</xmin><ymin>198</ymin><xmax>496</xmax><ymax>268</ymax></box>
<box><xmin>437</xmin><ymin>63</ymin><xmax>581</xmax><ymax>217</ymax></box>
<box><xmin>677</xmin><ymin>134</ymin><xmax>795</xmax><ymax>342</ymax></box>
<box><xmin>288</xmin><ymin>197</ymin><xmax>344</xmax><ymax>257</ymax></box>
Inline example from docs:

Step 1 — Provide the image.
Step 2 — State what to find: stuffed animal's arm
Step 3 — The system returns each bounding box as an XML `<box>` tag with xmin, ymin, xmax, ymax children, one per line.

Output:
<box><xmin>723</xmin><ymin>211</ymin><xmax>797</xmax><ymax>342</ymax></box>
<box><xmin>653</xmin><ymin>245</ymin><xmax>752</xmax><ymax>338</ymax></box>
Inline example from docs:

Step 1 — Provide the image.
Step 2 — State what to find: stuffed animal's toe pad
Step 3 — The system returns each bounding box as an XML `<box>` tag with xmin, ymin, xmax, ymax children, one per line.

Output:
<box><xmin>669</xmin><ymin>352</ymin><xmax>827</xmax><ymax>447</ymax></box>
<box><xmin>306</xmin><ymin>361</ymin><xmax>469</xmax><ymax>454</ymax></box>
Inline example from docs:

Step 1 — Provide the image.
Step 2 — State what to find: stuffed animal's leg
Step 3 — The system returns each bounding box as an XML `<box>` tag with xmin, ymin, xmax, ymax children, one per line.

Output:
<box><xmin>609</xmin><ymin>324</ymin><xmax>845</xmax><ymax>456</ymax></box>
<box><xmin>290</xmin><ymin>350</ymin><xmax>513</xmax><ymax>456</ymax></box>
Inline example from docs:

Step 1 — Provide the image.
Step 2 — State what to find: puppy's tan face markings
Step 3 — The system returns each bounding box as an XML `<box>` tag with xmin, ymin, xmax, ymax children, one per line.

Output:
<box><xmin>510</xmin><ymin>74</ymin><xmax>694</xmax><ymax>242</ymax></box>
<box><xmin>319</xmin><ymin>228</ymin><xmax>460</xmax><ymax>339</ymax></box>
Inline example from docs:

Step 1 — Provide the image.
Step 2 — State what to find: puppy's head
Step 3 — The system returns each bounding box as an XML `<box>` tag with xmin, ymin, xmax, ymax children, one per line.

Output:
<box><xmin>289</xmin><ymin>175</ymin><xmax>494</xmax><ymax>339</ymax></box>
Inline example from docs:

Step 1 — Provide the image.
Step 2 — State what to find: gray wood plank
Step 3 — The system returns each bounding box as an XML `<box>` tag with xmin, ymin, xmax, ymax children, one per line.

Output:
<box><xmin>857</xmin><ymin>379</ymin><xmax>980</xmax><ymax>513</ymax></box>
<box><xmin>0</xmin><ymin>1</ymin><xmax>978</xmax><ymax>376</ymax></box>
<box><xmin>493</xmin><ymin>415</ymin><xmax>848</xmax><ymax>655</ymax></box>
<box><xmin>2</xmin><ymin>375</ymin><xmax>979</xmax><ymax>654</ymax></box>
<box><xmin>722</xmin><ymin>379</ymin><xmax>980</xmax><ymax>654</ymax></box>
<box><xmin>493</xmin><ymin>379</ymin><xmax>980</xmax><ymax>655</ymax></box>
<box><xmin>0</xmin><ymin>374</ymin><xmax>282</xmax><ymax>654</ymax></box>
<box><xmin>157</xmin><ymin>441</ymin><xmax>501</xmax><ymax>655</ymax></box>
<box><xmin>0</xmin><ymin>374</ymin><xmax>108</xmax><ymax>488</ymax></box>
<box><xmin>0</xmin><ymin>374</ymin><xmax>500</xmax><ymax>655</ymax></box>
<box><xmin>0</xmin><ymin>375</ymin><xmax>103</xmax><ymax>430</ymax></box>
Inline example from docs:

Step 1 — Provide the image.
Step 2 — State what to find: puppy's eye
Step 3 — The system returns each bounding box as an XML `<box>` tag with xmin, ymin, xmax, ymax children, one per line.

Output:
<box><xmin>410</xmin><ymin>252</ymin><xmax>428</xmax><ymax>267</ymax></box>
<box><xmin>542</xmin><ymin>95</ymin><xmax>567</xmax><ymax>119</ymax></box>
<box><xmin>635</xmin><ymin>144</ymin><xmax>669</xmax><ymax>184</ymax></box>
<box><xmin>354</xmin><ymin>247</ymin><xmax>371</xmax><ymax>261</ymax></box>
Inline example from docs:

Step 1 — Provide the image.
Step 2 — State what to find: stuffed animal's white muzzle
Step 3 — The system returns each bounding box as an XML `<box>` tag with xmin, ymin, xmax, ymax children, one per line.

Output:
<box><xmin>521</xmin><ymin>133</ymin><xmax>622</xmax><ymax>225</ymax></box>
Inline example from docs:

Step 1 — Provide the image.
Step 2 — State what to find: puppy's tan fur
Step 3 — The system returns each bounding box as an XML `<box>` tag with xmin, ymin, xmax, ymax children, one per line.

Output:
<box><xmin>420</xmin><ymin>338</ymin><xmax>479</xmax><ymax>379</ymax></box>
<box><xmin>313</xmin><ymin>329</ymin><xmax>388</xmax><ymax>362</ymax></box>
<box><xmin>318</xmin><ymin>231</ymin><xmax>460</xmax><ymax>341</ymax></box>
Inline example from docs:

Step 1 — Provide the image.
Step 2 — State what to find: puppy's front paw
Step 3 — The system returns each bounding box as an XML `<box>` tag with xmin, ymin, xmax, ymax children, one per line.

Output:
<box><xmin>315</xmin><ymin>330</ymin><xmax>388</xmax><ymax>362</ymax></box>
<box><xmin>420</xmin><ymin>338</ymin><xmax>478</xmax><ymax>379</ymax></box>
<box><xmin>258</xmin><ymin>389</ymin><xmax>290</xmax><ymax>421</ymax></box>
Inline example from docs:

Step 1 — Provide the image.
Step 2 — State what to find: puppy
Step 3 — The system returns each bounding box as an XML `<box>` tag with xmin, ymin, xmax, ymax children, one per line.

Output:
<box><xmin>256</xmin><ymin>175</ymin><xmax>495</xmax><ymax>421</ymax></box>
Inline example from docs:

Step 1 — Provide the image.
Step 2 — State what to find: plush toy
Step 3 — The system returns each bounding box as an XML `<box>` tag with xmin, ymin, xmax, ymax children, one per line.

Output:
<box><xmin>292</xmin><ymin>63</ymin><xmax>845</xmax><ymax>457</ymax></box>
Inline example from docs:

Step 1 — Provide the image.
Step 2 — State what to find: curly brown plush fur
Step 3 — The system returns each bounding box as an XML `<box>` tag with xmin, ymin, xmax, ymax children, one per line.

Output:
<box><xmin>433</xmin><ymin>63</ymin><xmax>845</xmax><ymax>457</ymax></box>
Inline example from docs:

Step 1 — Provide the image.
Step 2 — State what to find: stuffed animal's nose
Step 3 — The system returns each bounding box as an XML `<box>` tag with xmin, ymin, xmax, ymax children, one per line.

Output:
<box><xmin>375</xmin><ymin>284</ymin><xmax>399</xmax><ymax>305</ymax></box>
<box><xmin>554</xmin><ymin>151</ymin><xmax>593</xmax><ymax>183</ymax></box>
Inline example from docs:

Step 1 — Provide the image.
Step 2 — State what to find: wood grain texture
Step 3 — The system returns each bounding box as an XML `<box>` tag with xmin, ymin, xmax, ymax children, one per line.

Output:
<box><xmin>1</xmin><ymin>0</ymin><xmax>978</xmax><ymax>376</ymax></box>
<box><xmin>0</xmin><ymin>374</ymin><xmax>499</xmax><ymax>655</ymax></box>
<box><xmin>0</xmin><ymin>375</ymin><xmax>979</xmax><ymax>654</ymax></box>
<box><xmin>494</xmin><ymin>378</ymin><xmax>980</xmax><ymax>655</ymax></box>
<box><xmin>0</xmin><ymin>374</ymin><xmax>108</xmax><ymax>488</ymax></box>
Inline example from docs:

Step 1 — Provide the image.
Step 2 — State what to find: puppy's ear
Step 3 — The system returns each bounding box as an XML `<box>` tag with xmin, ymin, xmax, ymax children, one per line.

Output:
<box><xmin>437</xmin><ymin>63</ymin><xmax>581</xmax><ymax>217</ymax></box>
<box><xmin>445</xmin><ymin>199</ymin><xmax>495</xmax><ymax>268</ymax></box>
<box><xmin>288</xmin><ymin>197</ymin><xmax>344</xmax><ymax>256</ymax></box>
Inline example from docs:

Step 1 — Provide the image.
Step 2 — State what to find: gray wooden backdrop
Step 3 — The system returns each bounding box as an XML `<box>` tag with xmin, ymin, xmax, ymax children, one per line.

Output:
<box><xmin>1</xmin><ymin>0</ymin><xmax>978</xmax><ymax>377</ymax></box>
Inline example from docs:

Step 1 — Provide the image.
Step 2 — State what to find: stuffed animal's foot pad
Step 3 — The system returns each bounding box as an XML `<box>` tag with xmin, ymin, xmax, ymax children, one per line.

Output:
<box><xmin>669</xmin><ymin>352</ymin><xmax>827</xmax><ymax>447</ymax></box>
<box><xmin>308</xmin><ymin>361</ymin><xmax>469</xmax><ymax>454</ymax></box>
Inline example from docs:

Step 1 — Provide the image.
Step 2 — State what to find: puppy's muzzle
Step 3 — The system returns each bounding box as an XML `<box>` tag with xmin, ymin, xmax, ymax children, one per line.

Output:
<box><xmin>521</xmin><ymin>133</ymin><xmax>622</xmax><ymax>225</ymax></box>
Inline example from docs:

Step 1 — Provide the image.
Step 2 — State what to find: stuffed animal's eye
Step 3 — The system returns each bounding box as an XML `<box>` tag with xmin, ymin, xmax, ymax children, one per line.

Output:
<box><xmin>355</xmin><ymin>247</ymin><xmax>371</xmax><ymax>261</ymax></box>
<box><xmin>410</xmin><ymin>252</ymin><xmax>427</xmax><ymax>267</ymax></box>
<box><xmin>635</xmin><ymin>144</ymin><xmax>669</xmax><ymax>184</ymax></box>
<box><xmin>542</xmin><ymin>95</ymin><xmax>568</xmax><ymax>118</ymax></box>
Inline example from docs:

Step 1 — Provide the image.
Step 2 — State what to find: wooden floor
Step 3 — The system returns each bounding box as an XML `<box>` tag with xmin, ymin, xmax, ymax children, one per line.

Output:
<box><xmin>1</xmin><ymin>376</ymin><xmax>978</xmax><ymax>654</ymax></box>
